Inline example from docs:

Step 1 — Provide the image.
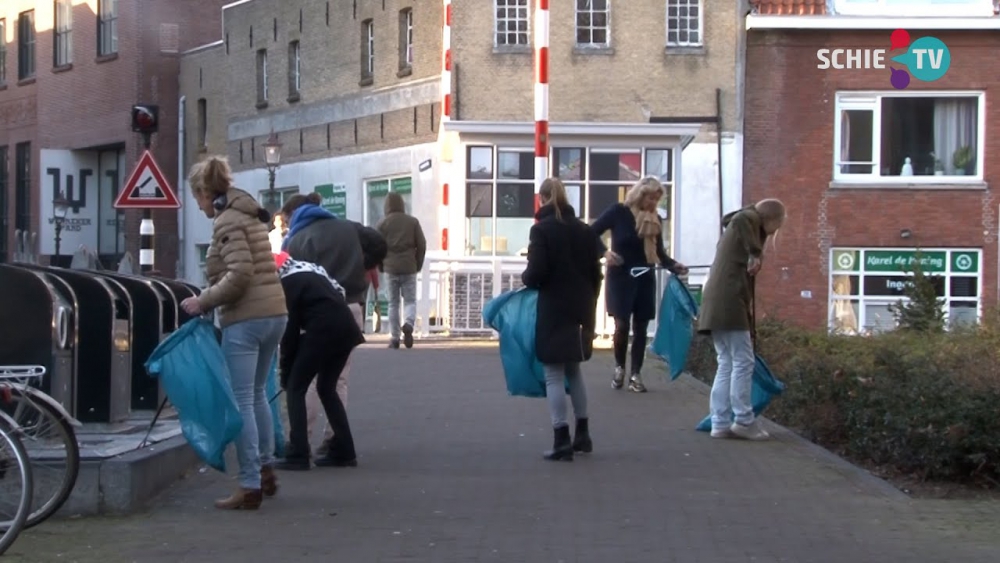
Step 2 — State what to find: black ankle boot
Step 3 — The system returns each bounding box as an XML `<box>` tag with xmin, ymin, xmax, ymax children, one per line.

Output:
<box><xmin>544</xmin><ymin>425</ymin><xmax>574</xmax><ymax>461</ymax></box>
<box><xmin>572</xmin><ymin>418</ymin><xmax>593</xmax><ymax>453</ymax></box>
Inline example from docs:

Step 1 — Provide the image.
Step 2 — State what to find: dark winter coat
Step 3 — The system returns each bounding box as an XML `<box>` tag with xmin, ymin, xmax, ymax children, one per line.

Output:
<box><xmin>276</xmin><ymin>258</ymin><xmax>365</xmax><ymax>378</ymax></box>
<box><xmin>697</xmin><ymin>205</ymin><xmax>766</xmax><ymax>334</ymax></box>
<box><xmin>521</xmin><ymin>203</ymin><xmax>603</xmax><ymax>364</ymax></box>
<box><xmin>283</xmin><ymin>204</ymin><xmax>368</xmax><ymax>305</ymax></box>
<box><xmin>591</xmin><ymin>203</ymin><xmax>680</xmax><ymax>322</ymax></box>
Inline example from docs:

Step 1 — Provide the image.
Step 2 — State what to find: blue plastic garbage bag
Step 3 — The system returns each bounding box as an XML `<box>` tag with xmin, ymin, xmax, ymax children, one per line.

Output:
<box><xmin>650</xmin><ymin>276</ymin><xmax>700</xmax><ymax>380</ymax></box>
<box><xmin>265</xmin><ymin>354</ymin><xmax>286</xmax><ymax>458</ymax></box>
<box><xmin>695</xmin><ymin>355</ymin><xmax>786</xmax><ymax>432</ymax></box>
<box><xmin>145</xmin><ymin>318</ymin><xmax>243</xmax><ymax>472</ymax></box>
<box><xmin>482</xmin><ymin>288</ymin><xmax>569</xmax><ymax>398</ymax></box>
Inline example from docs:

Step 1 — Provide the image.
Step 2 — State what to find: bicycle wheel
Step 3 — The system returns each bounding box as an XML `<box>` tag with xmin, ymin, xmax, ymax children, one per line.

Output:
<box><xmin>0</xmin><ymin>424</ymin><xmax>32</xmax><ymax>555</ymax></box>
<box><xmin>0</xmin><ymin>388</ymin><xmax>79</xmax><ymax>528</ymax></box>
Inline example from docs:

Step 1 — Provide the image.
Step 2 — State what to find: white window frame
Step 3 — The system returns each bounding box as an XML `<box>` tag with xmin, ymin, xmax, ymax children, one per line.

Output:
<box><xmin>462</xmin><ymin>144</ymin><xmax>676</xmax><ymax>257</ymax></box>
<box><xmin>828</xmin><ymin>247</ymin><xmax>983</xmax><ymax>335</ymax></box>
<box><xmin>365</xmin><ymin>20</ymin><xmax>375</xmax><ymax>77</ymax></box>
<box><xmin>832</xmin><ymin>91</ymin><xmax>986</xmax><ymax>185</ymax></box>
<box><xmin>832</xmin><ymin>0</ymin><xmax>994</xmax><ymax>18</ymax></box>
<box><xmin>494</xmin><ymin>0</ymin><xmax>530</xmax><ymax>48</ymax></box>
<box><xmin>575</xmin><ymin>0</ymin><xmax>611</xmax><ymax>49</ymax></box>
<box><xmin>666</xmin><ymin>0</ymin><xmax>702</xmax><ymax>48</ymax></box>
<box><xmin>404</xmin><ymin>9</ymin><xmax>413</xmax><ymax>65</ymax></box>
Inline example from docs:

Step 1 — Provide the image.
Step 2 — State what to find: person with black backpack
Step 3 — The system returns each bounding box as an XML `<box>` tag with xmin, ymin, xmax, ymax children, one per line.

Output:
<box><xmin>280</xmin><ymin>192</ymin><xmax>372</xmax><ymax>460</ymax></box>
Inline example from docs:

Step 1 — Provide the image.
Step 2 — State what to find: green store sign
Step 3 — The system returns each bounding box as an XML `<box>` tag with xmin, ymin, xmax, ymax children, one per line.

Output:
<box><xmin>314</xmin><ymin>183</ymin><xmax>347</xmax><ymax>217</ymax></box>
<box><xmin>832</xmin><ymin>249</ymin><xmax>979</xmax><ymax>274</ymax></box>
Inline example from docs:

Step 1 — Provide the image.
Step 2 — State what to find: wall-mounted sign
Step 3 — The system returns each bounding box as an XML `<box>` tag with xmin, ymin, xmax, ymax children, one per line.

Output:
<box><xmin>314</xmin><ymin>183</ymin><xmax>347</xmax><ymax>217</ymax></box>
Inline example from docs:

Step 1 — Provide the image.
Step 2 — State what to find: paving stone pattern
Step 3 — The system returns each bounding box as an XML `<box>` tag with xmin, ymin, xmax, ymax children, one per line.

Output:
<box><xmin>8</xmin><ymin>342</ymin><xmax>1000</xmax><ymax>563</ymax></box>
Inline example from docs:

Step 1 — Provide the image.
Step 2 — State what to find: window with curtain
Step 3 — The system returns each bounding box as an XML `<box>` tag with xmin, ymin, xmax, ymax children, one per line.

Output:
<box><xmin>98</xmin><ymin>0</ymin><xmax>118</xmax><ymax>56</ymax></box>
<box><xmin>54</xmin><ymin>0</ymin><xmax>73</xmax><ymax>67</ymax></box>
<box><xmin>834</xmin><ymin>92</ymin><xmax>982</xmax><ymax>182</ymax></box>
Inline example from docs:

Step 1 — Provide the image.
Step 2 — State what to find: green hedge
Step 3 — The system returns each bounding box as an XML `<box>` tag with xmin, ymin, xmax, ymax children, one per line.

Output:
<box><xmin>686</xmin><ymin>316</ymin><xmax>1000</xmax><ymax>486</ymax></box>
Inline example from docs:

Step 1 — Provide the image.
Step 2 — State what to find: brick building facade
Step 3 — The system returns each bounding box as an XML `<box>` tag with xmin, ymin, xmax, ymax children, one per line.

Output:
<box><xmin>180</xmin><ymin>0</ymin><xmax>748</xmax><ymax>280</ymax></box>
<box><xmin>179</xmin><ymin>0</ymin><xmax>443</xmax><ymax>284</ymax></box>
<box><xmin>744</xmin><ymin>0</ymin><xmax>999</xmax><ymax>332</ymax></box>
<box><xmin>0</xmin><ymin>0</ymin><xmax>229</xmax><ymax>275</ymax></box>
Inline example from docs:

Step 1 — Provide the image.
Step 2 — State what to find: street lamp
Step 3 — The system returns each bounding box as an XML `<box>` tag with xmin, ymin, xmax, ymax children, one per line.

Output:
<box><xmin>263</xmin><ymin>131</ymin><xmax>282</xmax><ymax>191</ymax></box>
<box><xmin>52</xmin><ymin>193</ymin><xmax>70</xmax><ymax>265</ymax></box>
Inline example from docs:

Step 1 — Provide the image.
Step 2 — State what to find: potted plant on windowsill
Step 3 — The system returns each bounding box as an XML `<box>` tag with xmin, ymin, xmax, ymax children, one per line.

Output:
<box><xmin>953</xmin><ymin>145</ymin><xmax>974</xmax><ymax>176</ymax></box>
<box><xmin>934</xmin><ymin>158</ymin><xmax>945</xmax><ymax>176</ymax></box>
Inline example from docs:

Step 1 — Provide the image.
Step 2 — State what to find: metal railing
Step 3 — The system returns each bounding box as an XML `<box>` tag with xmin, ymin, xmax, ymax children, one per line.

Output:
<box><xmin>375</xmin><ymin>252</ymin><xmax>709</xmax><ymax>339</ymax></box>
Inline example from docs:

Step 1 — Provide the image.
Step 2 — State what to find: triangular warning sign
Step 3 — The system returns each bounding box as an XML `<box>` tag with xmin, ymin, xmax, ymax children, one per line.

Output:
<box><xmin>114</xmin><ymin>150</ymin><xmax>181</xmax><ymax>209</ymax></box>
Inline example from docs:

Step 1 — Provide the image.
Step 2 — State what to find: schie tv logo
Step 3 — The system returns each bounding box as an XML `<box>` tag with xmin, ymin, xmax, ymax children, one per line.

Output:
<box><xmin>816</xmin><ymin>29</ymin><xmax>951</xmax><ymax>90</ymax></box>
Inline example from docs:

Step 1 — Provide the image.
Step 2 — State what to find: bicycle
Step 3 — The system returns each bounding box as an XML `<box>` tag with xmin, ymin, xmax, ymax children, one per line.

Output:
<box><xmin>0</xmin><ymin>415</ymin><xmax>33</xmax><ymax>555</ymax></box>
<box><xmin>0</xmin><ymin>366</ymin><xmax>81</xmax><ymax>528</ymax></box>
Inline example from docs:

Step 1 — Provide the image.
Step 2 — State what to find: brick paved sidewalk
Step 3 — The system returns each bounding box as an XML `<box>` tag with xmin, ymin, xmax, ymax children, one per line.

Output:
<box><xmin>8</xmin><ymin>342</ymin><xmax>1000</xmax><ymax>563</ymax></box>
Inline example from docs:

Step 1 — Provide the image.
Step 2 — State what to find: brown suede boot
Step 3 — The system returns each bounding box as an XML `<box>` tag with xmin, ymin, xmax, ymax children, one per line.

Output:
<box><xmin>261</xmin><ymin>466</ymin><xmax>278</xmax><ymax>497</ymax></box>
<box><xmin>214</xmin><ymin>488</ymin><xmax>263</xmax><ymax>510</ymax></box>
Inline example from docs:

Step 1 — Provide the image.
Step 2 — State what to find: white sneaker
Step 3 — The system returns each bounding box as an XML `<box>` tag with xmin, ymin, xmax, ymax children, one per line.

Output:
<box><xmin>710</xmin><ymin>427</ymin><xmax>735</xmax><ymax>439</ymax></box>
<box><xmin>730</xmin><ymin>421</ymin><xmax>770</xmax><ymax>441</ymax></box>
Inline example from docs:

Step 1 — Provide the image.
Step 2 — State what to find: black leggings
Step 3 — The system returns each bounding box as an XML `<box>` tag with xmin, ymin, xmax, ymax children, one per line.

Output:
<box><xmin>285</xmin><ymin>338</ymin><xmax>355</xmax><ymax>461</ymax></box>
<box><xmin>613</xmin><ymin>316</ymin><xmax>650</xmax><ymax>375</ymax></box>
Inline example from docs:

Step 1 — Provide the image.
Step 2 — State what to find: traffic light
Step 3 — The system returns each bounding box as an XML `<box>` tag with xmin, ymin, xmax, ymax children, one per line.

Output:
<box><xmin>130</xmin><ymin>104</ymin><xmax>159</xmax><ymax>134</ymax></box>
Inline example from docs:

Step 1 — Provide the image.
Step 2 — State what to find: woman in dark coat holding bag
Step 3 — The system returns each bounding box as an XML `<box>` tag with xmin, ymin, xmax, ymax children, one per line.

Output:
<box><xmin>591</xmin><ymin>177</ymin><xmax>688</xmax><ymax>393</ymax></box>
<box><xmin>522</xmin><ymin>177</ymin><xmax>604</xmax><ymax>461</ymax></box>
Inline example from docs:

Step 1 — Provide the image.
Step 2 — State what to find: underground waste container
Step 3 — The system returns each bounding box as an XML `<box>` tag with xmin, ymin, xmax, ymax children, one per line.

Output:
<box><xmin>13</xmin><ymin>265</ymin><xmax>133</xmax><ymax>423</ymax></box>
<box><xmin>0</xmin><ymin>264</ymin><xmax>76</xmax><ymax>414</ymax></box>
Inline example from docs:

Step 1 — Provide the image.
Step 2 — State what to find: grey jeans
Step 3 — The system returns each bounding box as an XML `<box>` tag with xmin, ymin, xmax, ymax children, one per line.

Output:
<box><xmin>221</xmin><ymin>315</ymin><xmax>287</xmax><ymax>489</ymax></box>
<box><xmin>386</xmin><ymin>273</ymin><xmax>417</xmax><ymax>339</ymax></box>
<box><xmin>543</xmin><ymin>362</ymin><xmax>589</xmax><ymax>428</ymax></box>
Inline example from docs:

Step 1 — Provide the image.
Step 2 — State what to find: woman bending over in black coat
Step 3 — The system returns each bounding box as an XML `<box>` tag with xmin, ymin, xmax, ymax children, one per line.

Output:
<box><xmin>521</xmin><ymin>177</ymin><xmax>604</xmax><ymax>461</ymax></box>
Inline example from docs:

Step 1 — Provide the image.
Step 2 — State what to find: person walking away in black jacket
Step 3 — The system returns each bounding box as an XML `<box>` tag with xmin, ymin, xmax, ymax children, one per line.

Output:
<box><xmin>272</xmin><ymin>252</ymin><xmax>365</xmax><ymax>470</ymax></box>
<box><xmin>521</xmin><ymin>177</ymin><xmax>603</xmax><ymax>461</ymax></box>
<box><xmin>591</xmin><ymin>177</ymin><xmax>688</xmax><ymax>393</ymax></box>
<box><xmin>280</xmin><ymin>193</ymin><xmax>367</xmax><ymax>459</ymax></box>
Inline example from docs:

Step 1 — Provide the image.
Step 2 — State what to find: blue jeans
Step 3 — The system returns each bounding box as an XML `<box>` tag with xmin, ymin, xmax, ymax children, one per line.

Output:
<box><xmin>709</xmin><ymin>330</ymin><xmax>755</xmax><ymax>429</ymax></box>
<box><xmin>221</xmin><ymin>315</ymin><xmax>287</xmax><ymax>489</ymax></box>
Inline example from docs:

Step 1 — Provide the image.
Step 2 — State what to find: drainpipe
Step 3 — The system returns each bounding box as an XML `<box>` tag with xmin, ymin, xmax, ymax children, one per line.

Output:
<box><xmin>177</xmin><ymin>95</ymin><xmax>186</xmax><ymax>279</ymax></box>
<box><xmin>716</xmin><ymin>88</ymin><xmax>724</xmax><ymax>236</ymax></box>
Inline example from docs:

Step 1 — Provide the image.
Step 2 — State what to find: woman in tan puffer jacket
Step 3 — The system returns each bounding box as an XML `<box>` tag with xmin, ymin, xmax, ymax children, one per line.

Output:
<box><xmin>180</xmin><ymin>155</ymin><xmax>288</xmax><ymax>510</ymax></box>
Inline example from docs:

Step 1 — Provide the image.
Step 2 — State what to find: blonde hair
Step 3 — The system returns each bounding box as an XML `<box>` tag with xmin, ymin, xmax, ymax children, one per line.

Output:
<box><xmin>539</xmin><ymin>177</ymin><xmax>571</xmax><ymax>221</ymax></box>
<box><xmin>623</xmin><ymin>176</ymin><xmax>665</xmax><ymax>210</ymax></box>
<box><xmin>188</xmin><ymin>155</ymin><xmax>233</xmax><ymax>198</ymax></box>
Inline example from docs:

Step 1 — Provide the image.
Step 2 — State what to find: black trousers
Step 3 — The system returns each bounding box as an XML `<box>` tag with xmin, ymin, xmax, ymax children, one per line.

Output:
<box><xmin>613</xmin><ymin>316</ymin><xmax>650</xmax><ymax>375</ymax></box>
<box><xmin>285</xmin><ymin>337</ymin><xmax>356</xmax><ymax>461</ymax></box>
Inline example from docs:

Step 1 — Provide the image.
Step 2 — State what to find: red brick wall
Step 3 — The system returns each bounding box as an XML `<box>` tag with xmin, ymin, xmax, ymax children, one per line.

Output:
<box><xmin>0</xmin><ymin>0</ymin><xmax>227</xmax><ymax>274</ymax></box>
<box><xmin>744</xmin><ymin>29</ymin><xmax>999</xmax><ymax>328</ymax></box>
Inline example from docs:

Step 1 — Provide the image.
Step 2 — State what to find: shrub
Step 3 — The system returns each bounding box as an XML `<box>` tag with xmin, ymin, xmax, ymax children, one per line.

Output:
<box><xmin>686</xmin><ymin>317</ymin><xmax>1000</xmax><ymax>486</ymax></box>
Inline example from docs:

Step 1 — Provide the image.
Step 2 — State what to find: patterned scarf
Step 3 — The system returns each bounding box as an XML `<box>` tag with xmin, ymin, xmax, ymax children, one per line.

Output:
<box><xmin>632</xmin><ymin>208</ymin><xmax>661</xmax><ymax>265</ymax></box>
